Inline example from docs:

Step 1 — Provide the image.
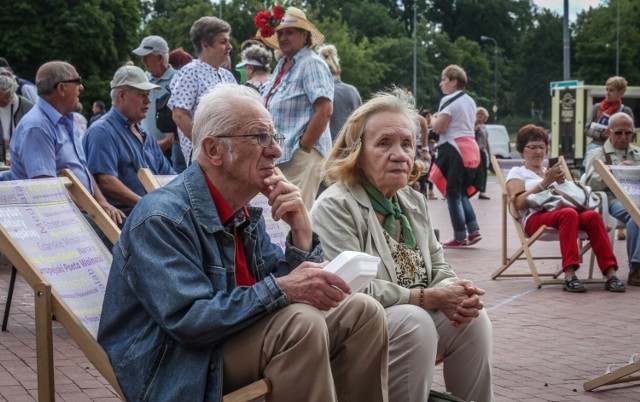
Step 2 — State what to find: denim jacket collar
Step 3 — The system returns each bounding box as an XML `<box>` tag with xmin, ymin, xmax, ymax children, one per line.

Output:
<box><xmin>182</xmin><ymin>162</ymin><xmax>264</xmax><ymax>234</ymax></box>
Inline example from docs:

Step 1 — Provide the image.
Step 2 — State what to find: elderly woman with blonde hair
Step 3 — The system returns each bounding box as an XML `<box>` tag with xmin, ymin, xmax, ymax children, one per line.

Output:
<box><xmin>311</xmin><ymin>88</ymin><xmax>494</xmax><ymax>402</ymax></box>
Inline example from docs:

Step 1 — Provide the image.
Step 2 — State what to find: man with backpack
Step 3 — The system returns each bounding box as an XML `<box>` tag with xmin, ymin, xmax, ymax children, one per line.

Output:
<box><xmin>132</xmin><ymin>36</ymin><xmax>184</xmax><ymax>171</ymax></box>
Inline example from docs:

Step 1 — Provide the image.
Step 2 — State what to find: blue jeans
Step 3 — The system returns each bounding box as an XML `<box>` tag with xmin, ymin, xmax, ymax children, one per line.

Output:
<box><xmin>610</xmin><ymin>200</ymin><xmax>640</xmax><ymax>264</ymax></box>
<box><xmin>446</xmin><ymin>188</ymin><xmax>480</xmax><ymax>241</ymax></box>
<box><xmin>171</xmin><ymin>142</ymin><xmax>186</xmax><ymax>173</ymax></box>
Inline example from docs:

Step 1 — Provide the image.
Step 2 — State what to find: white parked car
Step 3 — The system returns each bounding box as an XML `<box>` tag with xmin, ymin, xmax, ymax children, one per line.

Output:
<box><xmin>485</xmin><ymin>124</ymin><xmax>511</xmax><ymax>159</ymax></box>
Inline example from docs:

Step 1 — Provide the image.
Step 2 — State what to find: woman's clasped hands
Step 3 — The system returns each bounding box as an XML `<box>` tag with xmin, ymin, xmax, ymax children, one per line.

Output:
<box><xmin>430</xmin><ymin>280</ymin><xmax>486</xmax><ymax>327</ymax></box>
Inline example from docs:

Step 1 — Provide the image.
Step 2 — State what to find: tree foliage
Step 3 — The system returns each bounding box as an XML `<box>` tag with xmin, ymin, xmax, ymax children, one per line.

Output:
<box><xmin>0</xmin><ymin>0</ymin><xmax>140</xmax><ymax>110</ymax></box>
<box><xmin>1</xmin><ymin>0</ymin><xmax>638</xmax><ymax>124</ymax></box>
<box><xmin>573</xmin><ymin>0</ymin><xmax>640</xmax><ymax>85</ymax></box>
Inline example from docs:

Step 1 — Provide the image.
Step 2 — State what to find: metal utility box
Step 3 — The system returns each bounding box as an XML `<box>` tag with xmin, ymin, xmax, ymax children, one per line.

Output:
<box><xmin>551</xmin><ymin>83</ymin><xmax>640</xmax><ymax>165</ymax></box>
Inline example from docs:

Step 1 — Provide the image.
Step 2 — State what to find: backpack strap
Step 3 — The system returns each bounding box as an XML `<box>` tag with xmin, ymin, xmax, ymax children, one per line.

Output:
<box><xmin>438</xmin><ymin>92</ymin><xmax>465</xmax><ymax>112</ymax></box>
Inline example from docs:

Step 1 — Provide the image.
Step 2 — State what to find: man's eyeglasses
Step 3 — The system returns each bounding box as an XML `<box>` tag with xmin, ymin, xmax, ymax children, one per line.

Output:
<box><xmin>612</xmin><ymin>130</ymin><xmax>634</xmax><ymax>137</ymax></box>
<box><xmin>217</xmin><ymin>133</ymin><xmax>285</xmax><ymax>148</ymax></box>
<box><xmin>524</xmin><ymin>145</ymin><xmax>547</xmax><ymax>151</ymax></box>
<box><xmin>53</xmin><ymin>76</ymin><xmax>82</xmax><ymax>89</ymax></box>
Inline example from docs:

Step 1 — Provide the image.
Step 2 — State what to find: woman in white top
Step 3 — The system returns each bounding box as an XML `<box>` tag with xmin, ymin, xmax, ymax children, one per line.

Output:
<box><xmin>506</xmin><ymin>124</ymin><xmax>624</xmax><ymax>292</ymax></box>
<box><xmin>429</xmin><ymin>65</ymin><xmax>482</xmax><ymax>247</ymax></box>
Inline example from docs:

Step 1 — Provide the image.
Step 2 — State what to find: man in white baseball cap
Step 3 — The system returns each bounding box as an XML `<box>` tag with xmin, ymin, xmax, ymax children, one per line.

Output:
<box><xmin>82</xmin><ymin>65</ymin><xmax>175</xmax><ymax>215</ymax></box>
<box><xmin>132</xmin><ymin>36</ymin><xmax>182</xmax><ymax>172</ymax></box>
<box><xmin>132</xmin><ymin>35</ymin><xmax>170</xmax><ymax>56</ymax></box>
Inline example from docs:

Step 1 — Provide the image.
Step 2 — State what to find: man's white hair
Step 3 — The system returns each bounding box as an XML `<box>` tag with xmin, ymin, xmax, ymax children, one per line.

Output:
<box><xmin>192</xmin><ymin>83</ymin><xmax>262</xmax><ymax>160</ymax></box>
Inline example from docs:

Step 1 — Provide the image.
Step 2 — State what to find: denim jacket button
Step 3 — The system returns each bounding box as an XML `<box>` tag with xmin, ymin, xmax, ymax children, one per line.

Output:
<box><xmin>209</xmin><ymin>363</ymin><xmax>215</xmax><ymax>372</ymax></box>
<box><xmin>221</xmin><ymin>237</ymin><xmax>231</xmax><ymax>246</ymax></box>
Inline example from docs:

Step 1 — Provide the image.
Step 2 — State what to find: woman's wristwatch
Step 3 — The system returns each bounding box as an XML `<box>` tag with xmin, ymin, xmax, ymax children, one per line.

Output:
<box><xmin>299</xmin><ymin>144</ymin><xmax>312</xmax><ymax>153</ymax></box>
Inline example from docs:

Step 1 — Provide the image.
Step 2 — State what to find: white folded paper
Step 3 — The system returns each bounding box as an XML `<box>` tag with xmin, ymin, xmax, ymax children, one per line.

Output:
<box><xmin>323</xmin><ymin>251</ymin><xmax>380</xmax><ymax>317</ymax></box>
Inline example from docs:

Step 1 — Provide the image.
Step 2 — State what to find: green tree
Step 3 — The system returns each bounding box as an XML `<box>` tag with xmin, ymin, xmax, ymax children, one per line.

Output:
<box><xmin>425</xmin><ymin>0</ymin><xmax>535</xmax><ymax>58</ymax></box>
<box><xmin>573</xmin><ymin>0</ymin><xmax>640</xmax><ymax>85</ymax></box>
<box><xmin>310</xmin><ymin>11</ymin><xmax>388</xmax><ymax>97</ymax></box>
<box><xmin>511</xmin><ymin>9</ymin><xmax>563</xmax><ymax>118</ymax></box>
<box><xmin>0</xmin><ymin>0</ymin><xmax>140</xmax><ymax>112</ymax></box>
<box><xmin>143</xmin><ymin>1</ymin><xmax>215</xmax><ymax>55</ymax></box>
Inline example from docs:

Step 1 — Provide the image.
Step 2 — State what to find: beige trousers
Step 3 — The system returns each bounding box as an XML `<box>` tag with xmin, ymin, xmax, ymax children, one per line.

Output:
<box><xmin>222</xmin><ymin>293</ymin><xmax>389</xmax><ymax>402</ymax></box>
<box><xmin>277</xmin><ymin>148</ymin><xmax>324</xmax><ymax>210</ymax></box>
<box><xmin>386</xmin><ymin>304</ymin><xmax>494</xmax><ymax>402</ymax></box>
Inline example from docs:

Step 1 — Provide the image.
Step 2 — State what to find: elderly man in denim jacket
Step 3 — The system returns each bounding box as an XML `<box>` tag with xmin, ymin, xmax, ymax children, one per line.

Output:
<box><xmin>97</xmin><ymin>83</ymin><xmax>388</xmax><ymax>402</ymax></box>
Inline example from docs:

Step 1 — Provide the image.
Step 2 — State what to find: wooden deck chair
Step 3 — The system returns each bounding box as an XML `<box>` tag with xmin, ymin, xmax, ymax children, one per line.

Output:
<box><xmin>490</xmin><ymin>156</ymin><xmax>601</xmax><ymax>288</ymax></box>
<box><xmin>137</xmin><ymin>168</ymin><xmax>177</xmax><ymax>192</ymax></box>
<box><xmin>0</xmin><ymin>175</ymin><xmax>269</xmax><ymax>401</ymax></box>
<box><xmin>584</xmin><ymin>160</ymin><xmax>640</xmax><ymax>391</ymax></box>
<box><xmin>0</xmin><ymin>176</ymin><xmax>124</xmax><ymax>400</ymax></box>
<box><xmin>2</xmin><ymin>169</ymin><xmax>120</xmax><ymax>331</ymax></box>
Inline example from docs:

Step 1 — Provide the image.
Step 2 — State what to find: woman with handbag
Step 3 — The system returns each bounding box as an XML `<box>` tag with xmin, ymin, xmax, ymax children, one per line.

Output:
<box><xmin>506</xmin><ymin>124</ymin><xmax>625</xmax><ymax>293</ymax></box>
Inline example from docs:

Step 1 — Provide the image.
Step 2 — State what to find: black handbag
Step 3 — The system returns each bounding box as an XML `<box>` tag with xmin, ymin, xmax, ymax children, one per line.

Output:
<box><xmin>155</xmin><ymin>86</ymin><xmax>177</xmax><ymax>133</ymax></box>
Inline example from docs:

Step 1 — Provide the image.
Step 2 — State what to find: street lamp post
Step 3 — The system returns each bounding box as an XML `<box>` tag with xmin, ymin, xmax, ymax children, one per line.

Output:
<box><xmin>480</xmin><ymin>35</ymin><xmax>498</xmax><ymax>122</ymax></box>
<box><xmin>412</xmin><ymin>0</ymin><xmax>417</xmax><ymax>100</ymax></box>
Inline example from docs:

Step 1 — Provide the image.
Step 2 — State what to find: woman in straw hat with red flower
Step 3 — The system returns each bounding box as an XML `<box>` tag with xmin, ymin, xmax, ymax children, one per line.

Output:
<box><xmin>256</xmin><ymin>6</ymin><xmax>334</xmax><ymax>210</ymax></box>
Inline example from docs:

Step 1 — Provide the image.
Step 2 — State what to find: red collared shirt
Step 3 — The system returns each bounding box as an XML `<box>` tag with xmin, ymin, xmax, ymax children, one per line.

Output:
<box><xmin>203</xmin><ymin>171</ymin><xmax>255</xmax><ymax>286</ymax></box>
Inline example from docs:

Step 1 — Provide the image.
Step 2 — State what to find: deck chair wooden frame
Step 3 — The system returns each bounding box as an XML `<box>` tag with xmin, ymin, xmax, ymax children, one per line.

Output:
<box><xmin>2</xmin><ymin>169</ymin><xmax>120</xmax><ymax>331</ymax></box>
<box><xmin>0</xmin><ymin>175</ymin><xmax>124</xmax><ymax>400</ymax></box>
<box><xmin>490</xmin><ymin>156</ymin><xmax>601</xmax><ymax>288</ymax></box>
<box><xmin>137</xmin><ymin>168</ymin><xmax>177</xmax><ymax>192</ymax></box>
<box><xmin>583</xmin><ymin>160</ymin><xmax>640</xmax><ymax>391</ymax></box>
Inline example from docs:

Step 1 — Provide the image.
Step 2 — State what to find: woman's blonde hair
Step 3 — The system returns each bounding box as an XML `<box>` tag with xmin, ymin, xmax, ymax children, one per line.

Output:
<box><xmin>316</xmin><ymin>44</ymin><xmax>340</xmax><ymax>76</ymax></box>
<box><xmin>323</xmin><ymin>87</ymin><xmax>426</xmax><ymax>186</ymax></box>
<box><xmin>442</xmin><ymin>64</ymin><xmax>467</xmax><ymax>89</ymax></box>
<box><xmin>476</xmin><ymin>106</ymin><xmax>489</xmax><ymax>118</ymax></box>
<box><xmin>606</xmin><ymin>76</ymin><xmax>628</xmax><ymax>92</ymax></box>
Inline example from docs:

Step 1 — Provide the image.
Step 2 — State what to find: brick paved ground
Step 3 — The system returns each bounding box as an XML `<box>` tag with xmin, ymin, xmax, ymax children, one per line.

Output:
<box><xmin>1</xmin><ymin>176</ymin><xmax>639</xmax><ymax>401</ymax></box>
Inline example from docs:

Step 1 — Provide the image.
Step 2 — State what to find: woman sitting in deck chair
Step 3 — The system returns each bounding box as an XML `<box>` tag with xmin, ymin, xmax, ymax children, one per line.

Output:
<box><xmin>506</xmin><ymin>124</ymin><xmax>624</xmax><ymax>293</ymax></box>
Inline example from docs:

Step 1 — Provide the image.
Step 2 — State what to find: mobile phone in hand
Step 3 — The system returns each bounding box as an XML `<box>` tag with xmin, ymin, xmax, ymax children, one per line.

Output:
<box><xmin>548</xmin><ymin>157</ymin><xmax>558</xmax><ymax>167</ymax></box>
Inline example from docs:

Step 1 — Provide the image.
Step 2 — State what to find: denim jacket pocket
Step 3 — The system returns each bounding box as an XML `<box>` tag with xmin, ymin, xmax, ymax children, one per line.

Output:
<box><xmin>141</xmin><ymin>338</ymin><xmax>172</xmax><ymax>401</ymax></box>
<box><xmin>203</xmin><ymin>264</ymin><xmax>233</xmax><ymax>291</ymax></box>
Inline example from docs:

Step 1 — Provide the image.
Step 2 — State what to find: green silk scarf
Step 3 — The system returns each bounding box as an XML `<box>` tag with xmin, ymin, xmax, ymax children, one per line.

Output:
<box><xmin>362</xmin><ymin>181</ymin><xmax>417</xmax><ymax>249</ymax></box>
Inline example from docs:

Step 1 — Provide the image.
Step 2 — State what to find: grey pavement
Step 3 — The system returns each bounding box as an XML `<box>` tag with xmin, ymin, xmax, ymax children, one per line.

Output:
<box><xmin>1</xmin><ymin>176</ymin><xmax>640</xmax><ymax>401</ymax></box>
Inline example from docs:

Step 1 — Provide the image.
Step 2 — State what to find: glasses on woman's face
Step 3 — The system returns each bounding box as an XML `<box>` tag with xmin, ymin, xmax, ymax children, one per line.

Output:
<box><xmin>524</xmin><ymin>145</ymin><xmax>546</xmax><ymax>151</ymax></box>
<box><xmin>217</xmin><ymin>132</ymin><xmax>285</xmax><ymax>148</ymax></box>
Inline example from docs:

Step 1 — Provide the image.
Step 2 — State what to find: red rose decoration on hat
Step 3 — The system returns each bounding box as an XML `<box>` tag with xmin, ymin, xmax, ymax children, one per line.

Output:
<box><xmin>272</xmin><ymin>5</ymin><xmax>284</xmax><ymax>20</ymax></box>
<box><xmin>255</xmin><ymin>11</ymin><xmax>270</xmax><ymax>28</ymax></box>
<box><xmin>254</xmin><ymin>4</ymin><xmax>283</xmax><ymax>38</ymax></box>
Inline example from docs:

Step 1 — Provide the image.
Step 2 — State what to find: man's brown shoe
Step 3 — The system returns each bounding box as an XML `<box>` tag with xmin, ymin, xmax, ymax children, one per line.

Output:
<box><xmin>628</xmin><ymin>264</ymin><xmax>640</xmax><ymax>286</ymax></box>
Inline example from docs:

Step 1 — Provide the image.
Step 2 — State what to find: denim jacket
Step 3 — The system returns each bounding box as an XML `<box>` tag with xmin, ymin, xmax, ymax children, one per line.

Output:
<box><xmin>98</xmin><ymin>162</ymin><xmax>324</xmax><ymax>401</ymax></box>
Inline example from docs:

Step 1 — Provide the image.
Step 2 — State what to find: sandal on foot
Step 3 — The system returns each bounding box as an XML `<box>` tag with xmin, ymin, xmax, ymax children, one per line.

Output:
<box><xmin>605</xmin><ymin>276</ymin><xmax>626</xmax><ymax>293</ymax></box>
<box><xmin>563</xmin><ymin>275</ymin><xmax>587</xmax><ymax>293</ymax></box>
